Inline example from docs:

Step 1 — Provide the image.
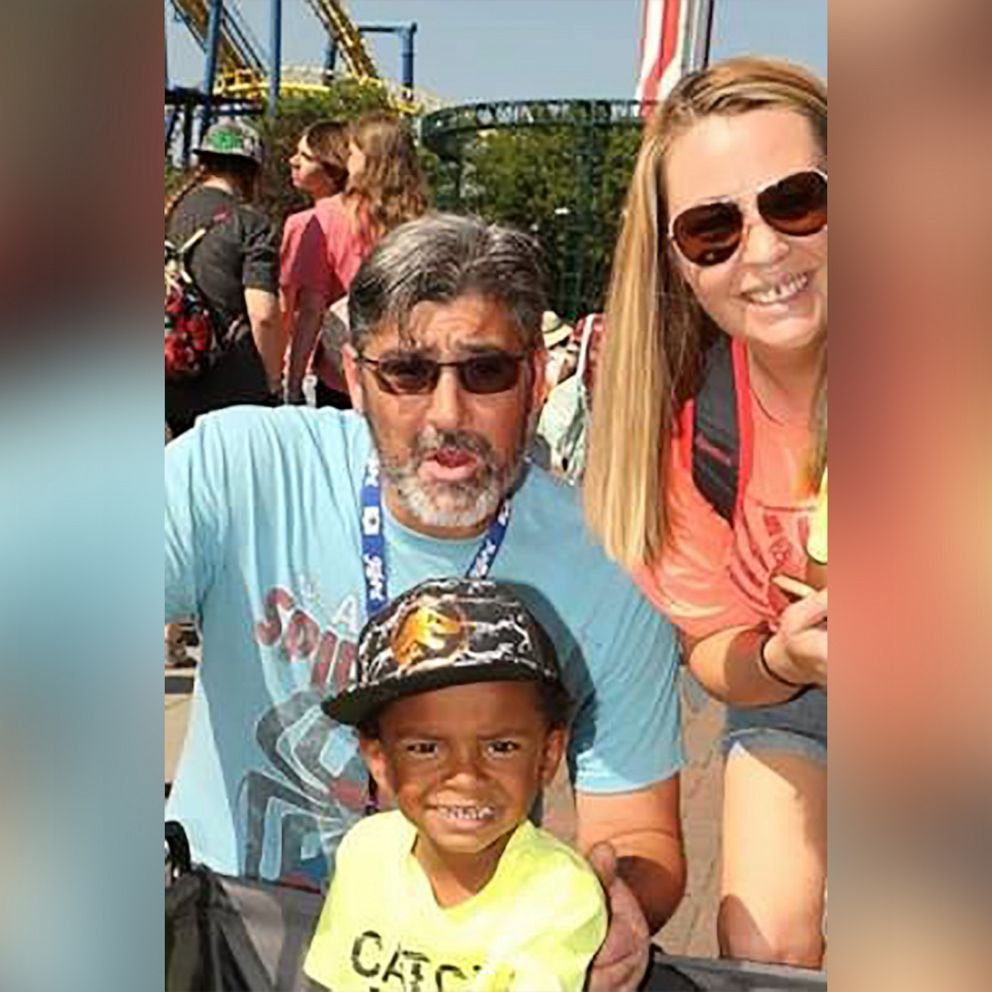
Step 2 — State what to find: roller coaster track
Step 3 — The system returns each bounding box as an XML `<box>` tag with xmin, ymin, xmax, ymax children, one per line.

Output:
<box><xmin>214</xmin><ymin>65</ymin><xmax>444</xmax><ymax>115</ymax></box>
<box><xmin>169</xmin><ymin>0</ymin><xmax>266</xmax><ymax>75</ymax></box>
<box><xmin>171</xmin><ymin>0</ymin><xmax>377</xmax><ymax>83</ymax></box>
<box><xmin>169</xmin><ymin>0</ymin><xmax>443</xmax><ymax>115</ymax></box>
<box><xmin>303</xmin><ymin>0</ymin><xmax>379</xmax><ymax>80</ymax></box>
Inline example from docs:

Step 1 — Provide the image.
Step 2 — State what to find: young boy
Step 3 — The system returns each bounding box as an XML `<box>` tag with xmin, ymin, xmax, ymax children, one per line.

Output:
<box><xmin>304</xmin><ymin>577</ymin><xmax>607</xmax><ymax>992</ymax></box>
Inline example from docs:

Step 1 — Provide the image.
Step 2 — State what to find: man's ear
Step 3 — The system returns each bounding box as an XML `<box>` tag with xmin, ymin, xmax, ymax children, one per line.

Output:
<box><xmin>539</xmin><ymin>727</ymin><xmax>567</xmax><ymax>787</ymax></box>
<box><xmin>529</xmin><ymin>346</ymin><xmax>548</xmax><ymax>409</ymax></box>
<box><xmin>342</xmin><ymin>344</ymin><xmax>365</xmax><ymax>413</ymax></box>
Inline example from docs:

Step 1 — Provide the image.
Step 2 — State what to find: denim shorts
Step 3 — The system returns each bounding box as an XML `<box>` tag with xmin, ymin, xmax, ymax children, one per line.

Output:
<box><xmin>723</xmin><ymin>687</ymin><xmax>827</xmax><ymax>764</ymax></box>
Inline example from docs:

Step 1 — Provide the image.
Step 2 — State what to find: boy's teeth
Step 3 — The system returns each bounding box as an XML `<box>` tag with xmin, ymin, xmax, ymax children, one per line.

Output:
<box><xmin>746</xmin><ymin>273</ymin><xmax>809</xmax><ymax>305</ymax></box>
<box><xmin>437</xmin><ymin>804</ymin><xmax>494</xmax><ymax>821</ymax></box>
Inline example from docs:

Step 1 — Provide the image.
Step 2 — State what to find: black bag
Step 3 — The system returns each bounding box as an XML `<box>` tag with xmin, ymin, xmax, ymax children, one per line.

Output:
<box><xmin>165</xmin><ymin>865</ymin><xmax>324</xmax><ymax>991</ymax></box>
<box><xmin>164</xmin><ymin>210</ymin><xmax>232</xmax><ymax>381</ymax></box>
<box><xmin>645</xmin><ymin>954</ymin><xmax>827</xmax><ymax>991</ymax></box>
<box><xmin>165</xmin><ymin>820</ymin><xmax>322</xmax><ymax>991</ymax></box>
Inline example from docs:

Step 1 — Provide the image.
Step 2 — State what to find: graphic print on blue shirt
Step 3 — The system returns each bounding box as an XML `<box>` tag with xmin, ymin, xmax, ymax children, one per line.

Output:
<box><xmin>241</xmin><ymin>586</ymin><xmax>365</xmax><ymax>885</ymax></box>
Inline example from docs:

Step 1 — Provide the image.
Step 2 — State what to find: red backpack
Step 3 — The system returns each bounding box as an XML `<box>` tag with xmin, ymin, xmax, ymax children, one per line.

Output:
<box><xmin>164</xmin><ymin>209</ymin><xmax>231</xmax><ymax>380</ymax></box>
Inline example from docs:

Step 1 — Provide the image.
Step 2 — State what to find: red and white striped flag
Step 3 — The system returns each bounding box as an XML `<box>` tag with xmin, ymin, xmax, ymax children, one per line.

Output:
<box><xmin>636</xmin><ymin>0</ymin><xmax>715</xmax><ymax>112</ymax></box>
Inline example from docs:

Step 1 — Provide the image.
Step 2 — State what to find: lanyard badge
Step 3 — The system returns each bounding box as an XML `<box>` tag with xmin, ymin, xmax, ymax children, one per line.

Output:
<box><xmin>359</xmin><ymin>452</ymin><xmax>511</xmax><ymax>617</ymax></box>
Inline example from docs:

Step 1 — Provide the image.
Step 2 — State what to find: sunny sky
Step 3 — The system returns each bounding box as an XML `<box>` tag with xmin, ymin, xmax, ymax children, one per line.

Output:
<box><xmin>165</xmin><ymin>0</ymin><xmax>827</xmax><ymax>103</ymax></box>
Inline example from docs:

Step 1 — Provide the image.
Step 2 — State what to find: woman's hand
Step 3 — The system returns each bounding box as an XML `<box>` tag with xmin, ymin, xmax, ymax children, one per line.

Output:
<box><xmin>766</xmin><ymin>587</ymin><xmax>828</xmax><ymax>688</ymax></box>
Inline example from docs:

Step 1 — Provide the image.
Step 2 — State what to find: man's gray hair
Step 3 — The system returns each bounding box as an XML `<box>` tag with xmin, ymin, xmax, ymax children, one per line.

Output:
<box><xmin>348</xmin><ymin>213</ymin><xmax>548</xmax><ymax>349</ymax></box>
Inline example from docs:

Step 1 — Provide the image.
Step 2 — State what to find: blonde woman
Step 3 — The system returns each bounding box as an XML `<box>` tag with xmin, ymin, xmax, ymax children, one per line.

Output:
<box><xmin>585</xmin><ymin>58</ymin><xmax>827</xmax><ymax>967</ymax></box>
<box><xmin>286</xmin><ymin>111</ymin><xmax>429</xmax><ymax>407</ymax></box>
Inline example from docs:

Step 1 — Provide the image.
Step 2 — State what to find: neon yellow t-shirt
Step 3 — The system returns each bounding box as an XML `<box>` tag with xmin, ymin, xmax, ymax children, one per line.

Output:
<box><xmin>807</xmin><ymin>467</ymin><xmax>828</xmax><ymax>565</ymax></box>
<box><xmin>304</xmin><ymin>810</ymin><xmax>607</xmax><ymax>992</ymax></box>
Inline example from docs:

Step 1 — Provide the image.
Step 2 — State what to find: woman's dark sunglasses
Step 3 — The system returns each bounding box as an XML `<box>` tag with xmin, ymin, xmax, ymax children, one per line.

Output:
<box><xmin>669</xmin><ymin>169</ymin><xmax>828</xmax><ymax>267</ymax></box>
<box><xmin>358</xmin><ymin>351</ymin><xmax>529</xmax><ymax>396</ymax></box>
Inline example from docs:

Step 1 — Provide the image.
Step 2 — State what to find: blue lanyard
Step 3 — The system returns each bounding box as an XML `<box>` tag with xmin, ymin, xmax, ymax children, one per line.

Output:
<box><xmin>360</xmin><ymin>452</ymin><xmax>512</xmax><ymax>616</ymax></box>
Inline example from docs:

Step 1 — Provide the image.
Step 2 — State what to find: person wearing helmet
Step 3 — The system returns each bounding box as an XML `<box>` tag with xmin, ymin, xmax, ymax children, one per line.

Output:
<box><xmin>164</xmin><ymin>119</ymin><xmax>283</xmax><ymax>438</ymax></box>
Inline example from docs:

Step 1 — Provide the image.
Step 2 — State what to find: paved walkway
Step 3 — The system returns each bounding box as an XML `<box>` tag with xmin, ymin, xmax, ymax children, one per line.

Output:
<box><xmin>165</xmin><ymin>664</ymin><xmax>724</xmax><ymax>956</ymax></box>
<box><xmin>663</xmin><ymin>679</ymin><xmax>723</xmax><ymax>956</ymax></box>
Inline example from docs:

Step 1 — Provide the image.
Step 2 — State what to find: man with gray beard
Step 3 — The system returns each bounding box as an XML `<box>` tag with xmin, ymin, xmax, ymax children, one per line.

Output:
<box><xmin>165</xmin><ymin>214</ymin><xmax>685</xmax><ymax>991</ymax></box>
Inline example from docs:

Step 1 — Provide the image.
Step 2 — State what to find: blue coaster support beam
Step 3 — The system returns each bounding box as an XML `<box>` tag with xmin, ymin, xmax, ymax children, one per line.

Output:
<box><xmin>182</xmin><ymin>96</ymin><xmax>196</xmax><ymax>167</ymax></box>
<box><xmin>165</xmin><ymin>105</ymin><xmax>180</xmax><ymax>156</ymax></box>
<box><xmin>201</xmin><ymin>0</ymin><xmax>225</xmax><ymax>139</ymax></box>
<box><xmin>269</xmin><ymin>0</ymin><xmax>282</xmax><ymax>115</ymax></box>
<box><xmin>324</xmin><ymin>36</ymin><xmax>338</xmax><ymax>76</ymax></box>
<box><xmin>357</xmin><ymin>22</ymin><xmax>417</xmax><ymax>89</ymax></box>
<box><xmin>400</xmin><ymin>23</ymin><xmax>415</xmax><ymax>90</ymax></box>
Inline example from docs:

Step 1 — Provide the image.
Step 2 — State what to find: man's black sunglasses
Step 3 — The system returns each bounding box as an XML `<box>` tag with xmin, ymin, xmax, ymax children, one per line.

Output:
<box><xmin>357</xmin><ymin>351</ymin><xmax>530</xmax><ymax>396</ymax></box>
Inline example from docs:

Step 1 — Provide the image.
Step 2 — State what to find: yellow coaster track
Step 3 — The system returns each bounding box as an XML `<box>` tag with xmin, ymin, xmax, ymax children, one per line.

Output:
<box><xmin>171</xmin><ymin>0</ymin><xmax>442</xmax><ymax>114</ymax></box>
<box><xmin>214</xmin><ymin>65</ymin><xmax>445</xmax><ymax>115</ymax></box>
<box><xmin>170</xmin><ymin>0</ymin><xmax>265</xmax><ymax>74</ymax></box>
<box><xmin>303</xmin><ymin>0</ymin><xmax>379</xmax><ymax>80</ymax></box>
<box><xmin>171</xmin><ymin>0</ymin><xmax>377</xmax><ymax>81</ymax></box>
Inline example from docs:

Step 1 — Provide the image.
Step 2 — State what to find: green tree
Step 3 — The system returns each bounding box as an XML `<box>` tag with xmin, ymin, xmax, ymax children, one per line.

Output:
<box><xmin>431</xmin><ymin>113</ymin><xmax>643</xmax><ymax>319</ymax></box>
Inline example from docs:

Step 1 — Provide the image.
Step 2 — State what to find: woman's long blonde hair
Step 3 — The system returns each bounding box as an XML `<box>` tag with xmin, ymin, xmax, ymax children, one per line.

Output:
<box><xmin>345</xmin><ymin>111</ymin><xmax>429</xmax><ymax>246</ymax></box>
<box><xmin>584</xmin><ymin>57</ymin><xmax>827</xmax><ymax>568</ymax></box>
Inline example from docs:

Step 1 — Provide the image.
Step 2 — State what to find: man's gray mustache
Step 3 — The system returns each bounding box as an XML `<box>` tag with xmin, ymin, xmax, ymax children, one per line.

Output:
<box><xmin>413</xmin><ymin>430</ymin><xmax>496</xmax><ymax>463</ymax></box>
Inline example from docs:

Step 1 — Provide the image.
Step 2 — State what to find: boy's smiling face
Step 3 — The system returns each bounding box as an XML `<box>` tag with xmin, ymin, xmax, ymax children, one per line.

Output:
<box><xmin>360</xmin><ymin>681</ymin><xmax>565</xmax><ymax>881</ymax></box>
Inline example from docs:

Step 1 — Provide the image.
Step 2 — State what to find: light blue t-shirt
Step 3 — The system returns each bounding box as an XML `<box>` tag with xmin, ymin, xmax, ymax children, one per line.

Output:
<box><xmin>165</xmin><ymin>407</ymin><xmax>682</xmax><ymax>884</ymax></box>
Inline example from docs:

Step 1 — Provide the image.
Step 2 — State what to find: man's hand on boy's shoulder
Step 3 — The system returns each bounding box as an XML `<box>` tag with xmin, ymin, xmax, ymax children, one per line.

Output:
<box><xmin>585</xmin><ymin>843</ymin><xmax>650</xmax><ymax>992</ymax></box>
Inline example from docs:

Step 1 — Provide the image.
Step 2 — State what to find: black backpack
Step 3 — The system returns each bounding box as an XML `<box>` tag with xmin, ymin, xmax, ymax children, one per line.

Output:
<box><xmin>164</xmin><ymin>209</ymin><xmax>232</xmax><ymax>380</ymax></box>
<box><xmin>685</xmin><ymin>334</ymin><xmax>753</xmax><ymax>525</ymax></box>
